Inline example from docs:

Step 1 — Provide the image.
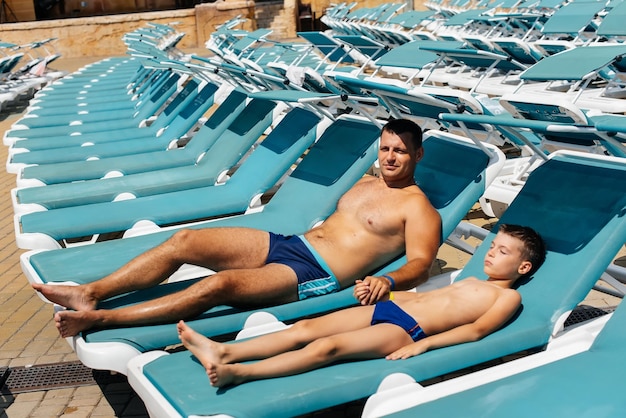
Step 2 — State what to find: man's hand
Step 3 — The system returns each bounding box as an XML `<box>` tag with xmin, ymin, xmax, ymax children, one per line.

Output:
<box><xmin>353</xmin><ymin>276</ymin><xmax>391</xmax><ymax>305</ymax></box>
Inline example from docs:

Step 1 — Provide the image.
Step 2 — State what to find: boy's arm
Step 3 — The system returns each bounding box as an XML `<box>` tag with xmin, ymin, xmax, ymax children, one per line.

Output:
<box><xmin>387</xmin><ymin>290</ymin><xmax>521</xmax><ymax>360</ymax></box>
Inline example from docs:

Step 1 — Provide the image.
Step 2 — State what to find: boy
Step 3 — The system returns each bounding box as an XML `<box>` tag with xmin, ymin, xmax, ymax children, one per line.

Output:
<box><xmin>177</xmin><ymin>224</ymin><xmax>546</xmax><ymax>387</ymax></box>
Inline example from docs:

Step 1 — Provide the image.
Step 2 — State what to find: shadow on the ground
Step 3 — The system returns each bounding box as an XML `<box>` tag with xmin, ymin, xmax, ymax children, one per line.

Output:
<box><xmin>94</xmin><ymin>371</ymin><xmax>150</xmax><ymax>418</ymax></box>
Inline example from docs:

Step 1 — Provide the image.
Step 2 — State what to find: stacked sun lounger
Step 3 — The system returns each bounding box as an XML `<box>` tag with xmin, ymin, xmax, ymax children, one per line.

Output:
<box><xmin>0</xmin><ymin>38</ymin><xmax>67</xmax><ymax>110</ymax></box>
<box><xmin>3</xmin><ymin>5</ymin><xmax>626</xmax><ymax>417</ymax></box>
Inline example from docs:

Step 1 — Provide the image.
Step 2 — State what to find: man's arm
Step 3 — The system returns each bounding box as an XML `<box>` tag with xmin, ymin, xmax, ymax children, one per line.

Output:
<box><xmin>387</xmin><ymin>196</ymin><xmax>441</xmax><ymax>289</ymax></box>
<box><xmin>356</xmin><ymin>195</ymin><xmax>441</xmax><ymax>305</ymax></box>
<box><xmin>386</xmin><ymin>289</ymin><xmax>521</xmax><ymax>360</ymax></box>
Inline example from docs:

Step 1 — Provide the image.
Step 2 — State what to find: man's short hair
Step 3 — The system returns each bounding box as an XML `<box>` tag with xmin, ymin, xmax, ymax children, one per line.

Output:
<box><xmin>498</xmin><ymin>224</ymin><xmax>547</xmax><ymax>277</ymax></box>
<box><xmin>382</xmin><ymin>119</ymin><xmax>423</xmax><ymax>151</ymax></box>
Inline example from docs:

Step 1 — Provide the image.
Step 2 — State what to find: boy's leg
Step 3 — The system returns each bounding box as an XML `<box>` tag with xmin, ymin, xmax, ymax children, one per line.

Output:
<box><xmin>218</xmin><ymin>305</ymin><xmax>378</xmax><ymax>363</ymax></box>
<box><xmin>214</xmin><ymin>323</ymin><xmax>413</xmax><ymax>386</ymax></box>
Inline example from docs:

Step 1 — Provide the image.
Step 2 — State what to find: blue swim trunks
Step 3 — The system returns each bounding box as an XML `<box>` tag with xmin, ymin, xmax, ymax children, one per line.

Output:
<box><xmin>371</xmin><ymin>300</ymin><xmax>428</xmax><ymax>342</ymax></box>
<box><xmin>266</xmin><ymin>233</ymin><xmax>340</xmax><ymax>300</ymax></box>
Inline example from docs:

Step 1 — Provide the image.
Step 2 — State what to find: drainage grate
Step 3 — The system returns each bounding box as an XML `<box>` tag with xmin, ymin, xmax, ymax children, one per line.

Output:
<box><xmin>1</xmin><ymin>361</ymin><xmax>125</xmax><ymax>394</ymax></box>
<box><xmin>564</xmin><ymin>304</ymin><xmax>615</xmax><ymax>328</ymax></box>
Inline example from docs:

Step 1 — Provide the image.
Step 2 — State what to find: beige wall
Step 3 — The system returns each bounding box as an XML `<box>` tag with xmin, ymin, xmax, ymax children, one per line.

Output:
<box><xmin>0</xmin><ymin>0</ymin><xmax>426</xmax><ymax>59</ymax></box>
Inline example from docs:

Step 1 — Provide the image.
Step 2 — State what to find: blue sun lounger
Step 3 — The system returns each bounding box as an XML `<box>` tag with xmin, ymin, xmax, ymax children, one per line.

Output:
<box><xmin>435</xmin><ymin>98</ymin><xmax>626</xmax><ymax>217</ymax></box>
<box><xmin>125</xmin><ymin>150</ymin><xmax>626</xmax><ymax>418</ymax></box>
<box><xmin>26</xmin><ymin>63</ymin><xmax>142</xmax><ymax>106</ymax></box>
<box><xmin>14</xmin><ymin>103</ymin><xmax>322</xmax><ymax>250</ymax></box>
<box><xmin>538</xmin><ymin>0</ymin><xmax>606</xmax><ymax>41</ymax></box>
<box><xmin>24</xmin><ymin>63</ymin><xmax>148</xmax><ymax>110</ymax></box>
<box><xmin>12</xmin><ymin>89</ymin><xmax>248</xmax><ymax>206</ymax></box>
<box><xmin>12</xmin><ymin>88</ymin><xmax>247</xmax><ymax>189</ymax></box>
<box><xmin>14</xmin><ymin>68</ymin><xmax>181</xmax><ymax>129</ymax></box>
<box><xmin>363</xmin><ymin>299</ymin><xmax>626</xmax><ymax>417</ymax></box>
<box><xmin>595</xmin><ymin>0</ymin><xmax>626</xmax><ymax>40</ymax></box>
<box><xmin>24</xmin><ymin>58</ymin><xmax>160</xmax><ymax>102</ymax></box>
<box><xmin>7</xmin><ymin>75</ymin><xmax>207</xmax><ymax>148</ymax></box>
<box><xmin>329</xmin><ymin>72</ymin><xmax>505</xmax><ymax>143</ymax></box>
<box><xmin>513</xmin><ymin>44</ymin><xmax>626</xmax><ymax>113</ymax></box>
<box><xmin>6</xmin><ymin>79</ymin><xmax>219</xmax><ymax>171</ymax></box>
<box><xmin>9</xmin><ymin>66</ymin><xmax>181</xmax><ymax>129</ymax></box>
<box><xmin>21</xmin><ymin>64</ymin><xmax>157</xmax><ymax>123</ymax></box>
<box><xmin>17</xmin><ymin>61</ymin><xmax>161</xmax><ymax>118</ymax></box>
<box><xmin>27</xmin><ymin>127</ymin><xmax>506</xmax><ymax>375</ymax></box>
<box><xmin>21</xmin><ymin>114</ymin><xmax>383</xmax><ymax>288</ymax></box>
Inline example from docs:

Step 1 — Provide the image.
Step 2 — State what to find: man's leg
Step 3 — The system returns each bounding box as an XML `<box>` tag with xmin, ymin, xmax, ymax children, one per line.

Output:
<box><xmin>34</xmin><ymin>227</ymin><xmax>271</xmax><ymax>311</ymax></box>
<box><xmin>55</xmin><ymin>262</ymin><xmax>301</xmax><ymax>337</ymax></box>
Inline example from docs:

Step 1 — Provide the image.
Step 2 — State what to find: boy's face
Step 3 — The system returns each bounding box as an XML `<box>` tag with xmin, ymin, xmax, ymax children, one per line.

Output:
<box><xmin>483</xmin><ymin>232</ymin><xmax>532</xmax><ymax>280</ymax></box>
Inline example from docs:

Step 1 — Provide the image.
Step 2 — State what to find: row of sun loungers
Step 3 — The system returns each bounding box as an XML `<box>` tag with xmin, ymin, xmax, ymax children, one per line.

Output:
<box><xmin>4</xmin><ymin>4</ymin><xmax>626</xmax><ymax>417</ymax></box>
<box><xmin>0</xmin><ymin>38</ymin><xmax>66</xmax><ymax>111</ymax></box>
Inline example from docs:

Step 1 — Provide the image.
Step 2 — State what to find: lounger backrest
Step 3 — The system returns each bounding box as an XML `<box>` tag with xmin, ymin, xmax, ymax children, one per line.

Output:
<box><xmin>416</xmin><ymin>132</ymin><xmax>489</xmax><ymax>214</ymax></box>
<box><xmin>540</xmin><ymin>0</ymin><xmax>605</xmax><ymax>36</ymax></box>
<box><xmin>133</xmin><ymin>71</ymin><xmax>181</xmax><ymax>118</ymax></box>
<box><xmin>498</xmin><ymin>93</ymin><xmax>606</xmax><ymax>149</ymax></box>
<box><xmin>459</xmin><ymin>152</ymin><xmax>626</xmax><ymax>334</ymax></box>
<box><xmin>153</xmin><ymin>77</ymin><xmax>199</xmax><ymax>121</ymax></box>
<box><xmin>373</xmin><ymin>40</ymin><xmax>461</xmax><ymax>70</ymax></box>
<box><xmin>520</xmin><ymin>45</ymin><xmax>626</xmax><ymax>81</ymax></box>
<box><xmin>224</xmin><ymin>107</ymin><xmax>321</xmax><ymax>193</ymax></box>
<box><xmin>596</xmin><ymin>0</ymin><xmax>626</xmax><ymax>37</ymax></box>
<box><xmin>298</xmin><ymin>31</ymin><xmax>356</xmax><ymax>64</ymax></box>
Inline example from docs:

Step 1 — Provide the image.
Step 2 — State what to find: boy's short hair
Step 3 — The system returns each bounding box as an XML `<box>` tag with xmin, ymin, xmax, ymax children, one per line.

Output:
<box><xmin>499</xmin><ymin>224</ymin><xmax>547</xmax><ymax>277</ymax></box>
<box><xmin>382</xmin><ymin>119</ymin><xmax>423</xmax><ymax>151</ymax></box>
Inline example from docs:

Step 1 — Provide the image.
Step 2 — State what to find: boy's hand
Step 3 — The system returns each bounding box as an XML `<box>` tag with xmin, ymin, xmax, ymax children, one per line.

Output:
<box><xmin>353</xmin><ymin>280</ymin><xmax>372</xmax><ymax>305</ymax></box>
<box><xmin>353</xmin><ymin>276</ymin><xmax>391</xmax><ymax>305</ymax></box>
<box><xmin>386</xmin><ymin>341</ymin><xmax>428</xmax><ymax>360</ymax></box>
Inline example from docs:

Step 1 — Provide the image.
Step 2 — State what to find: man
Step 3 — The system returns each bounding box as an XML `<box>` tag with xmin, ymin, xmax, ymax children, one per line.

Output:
<box><xmin>33</xmin><ymin>118</ymin><xmax>442</xmax><ymax>337</ymax></box>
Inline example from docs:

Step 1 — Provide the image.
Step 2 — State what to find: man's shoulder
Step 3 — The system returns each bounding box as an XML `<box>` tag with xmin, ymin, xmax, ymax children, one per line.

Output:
<box><xmin>405</xmin><ymin>187</ymin><xmax>439</xmax><ymax>212</ymax></box>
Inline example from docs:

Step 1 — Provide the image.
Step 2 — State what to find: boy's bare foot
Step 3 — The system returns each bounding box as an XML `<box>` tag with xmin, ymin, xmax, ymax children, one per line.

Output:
<box><xmin>177</xmin><ymin>320</ymin><xmax>225</xmax><ymax>366</ymax></box>
<box><xmin>177</xmin><ymin>321</ymin><xmax>245</xmax><ymax>387</ymax></box>
<box><xmin>206</xmin><ymin>363</ymin><xmax>242</xmax><ymax>387</ymax></box>
<box><xmin>54</xmin><ymin>310</ymin><xmax>98</xmax><ymax>338</ymax></box>
<box><xmin>32</xmin><ymin>283</ymin><xmax>97</xmax><ymax>311</ymax></box>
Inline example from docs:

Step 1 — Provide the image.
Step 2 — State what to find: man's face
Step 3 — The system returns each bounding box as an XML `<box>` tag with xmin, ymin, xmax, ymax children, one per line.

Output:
<box><xmin>377</xmin><ymin>129</ymin><xmax>421</xmax><ymax>184</ymax></box>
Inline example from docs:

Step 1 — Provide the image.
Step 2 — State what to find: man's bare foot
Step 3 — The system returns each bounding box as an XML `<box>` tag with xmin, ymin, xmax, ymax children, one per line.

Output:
<box><xmin>177</xmin><ymin>320</ymin><xmax>226</xmax><ymax>366</ymax></box>
<box><xmin>32</xmin><ymin>283</ymin><xmax>97</xmax><ymax>311</ymax></box>
<box><xmin>54</xmin><ymin>310</ymin><xmax>98</xmax><ymax>338</ymax></box>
